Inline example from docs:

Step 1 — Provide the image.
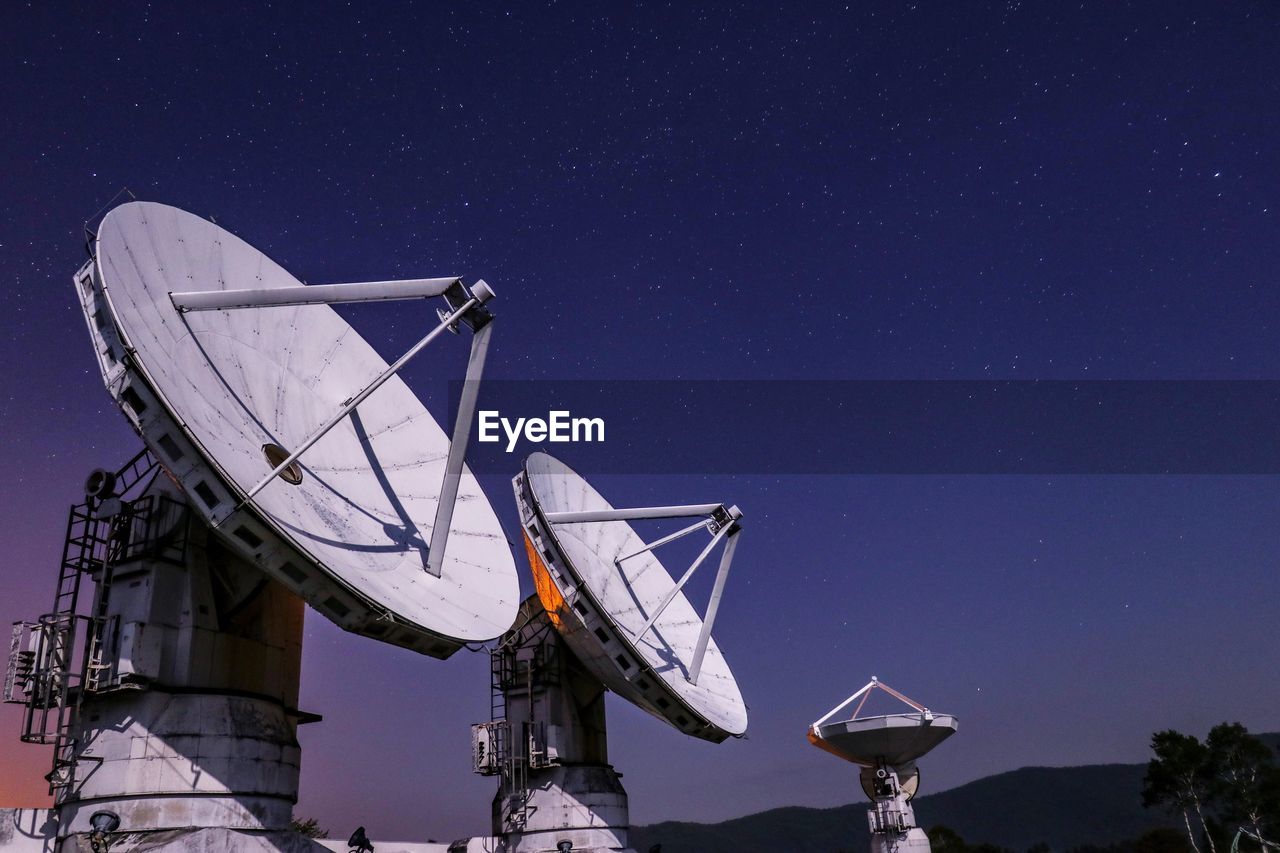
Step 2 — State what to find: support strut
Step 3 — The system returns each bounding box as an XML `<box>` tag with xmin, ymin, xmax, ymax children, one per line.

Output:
<box><xmin>170</xmin><ymin>277</ymin><xmax>460</xmax><ymax>312</ymax></box>
<box><xmin>426</xmin><ymin>320</ymin><xmax>494</xmax><ymax>577</ymax></box>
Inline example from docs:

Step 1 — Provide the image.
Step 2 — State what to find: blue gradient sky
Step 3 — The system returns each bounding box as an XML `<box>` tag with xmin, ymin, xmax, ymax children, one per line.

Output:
<box><xmin>2</xmin><ymin>0</ymin><xmax>1279</xmax><ymax>842</ymax></box>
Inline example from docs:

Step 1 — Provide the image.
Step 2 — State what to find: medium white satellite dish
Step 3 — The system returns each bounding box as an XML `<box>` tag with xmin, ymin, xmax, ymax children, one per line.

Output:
<box><xmin>808</xmin><ymin>677</ymin><xmax>957</xmax><ymax>853</ymax></box>
<box><xmin>513</xmin><ymin>451</ymin><xmax>747</xmax><ymax>742</ymax></box>
<box><xmin>83</xmin><ymin>201</ymin><xmax>518</xmax><ymax>656</ymax></box>
<box><xmin>808</xmin><ymin>677</ymin><xmax>957</xmax><ymax>767</ymax></box>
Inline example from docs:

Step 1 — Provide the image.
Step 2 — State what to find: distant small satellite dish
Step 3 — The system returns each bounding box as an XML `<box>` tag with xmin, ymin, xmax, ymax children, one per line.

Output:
<box><xmin>514</xmin><ymin>452</ymin><xmax>747</xmax><ymax>742</ymax></box>
<box><xmin>807</xmin><ymin>678</ymin><xmax>957</xmax><ymax>768</ymax></box>
<box><xmin>80</xmin><ymin>201</ymin><xmax>518</xmax><ymax>657</ymax></box>
<box><xmin>815</xmin><ymin>714</ymin><xmax>957</xmax><ymax>768</ymax></box>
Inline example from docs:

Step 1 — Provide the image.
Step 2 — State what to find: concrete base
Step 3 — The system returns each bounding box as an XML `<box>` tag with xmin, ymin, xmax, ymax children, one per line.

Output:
<box><xmin>64</xmin><ymin>690</ymin><xmax>300</xmax><ymax>835</ymax></box>
<box><xmin>3</xmin><ymin>810</ymin><xmax>640</xmax><ymax>853</ymax></box>
<box><xmin>496</xmin><ymin>765</ymin><xmax>634</xmax><ymax>853</ymax></box>
<box><xmin>1</xmin><ymin>810</ymin><xmax>338</xmax><ymax>853</ymax></box>
<box><xmin>59</xmin><ymin>828</ymin><xmax>331</xmax><ymax>853</ymax></box>
<box><xmin>0</xmin><ymin>810</ymin><xmax>55</xmax><ymax>853</ymax></box>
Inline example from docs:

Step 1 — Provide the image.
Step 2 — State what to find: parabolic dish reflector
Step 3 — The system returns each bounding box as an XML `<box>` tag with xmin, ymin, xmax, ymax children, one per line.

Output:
<box><xmin>514</xmin><ymin>452</ymin><xmax>747</xmax><ymax>742</ymax></box>
<box><xmin>77</xmin><ymin>201</ymin><xmax>518</xmax><ymax>657</ymax></box>
<box><xmin>810</xmin><ymin>713</ymin><xmax>958</xmax><ymax>768</ymax></box>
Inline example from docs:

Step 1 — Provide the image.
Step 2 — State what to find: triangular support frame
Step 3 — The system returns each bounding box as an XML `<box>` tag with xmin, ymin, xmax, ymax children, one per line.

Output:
<box><xmin>175</xmin><ymin>276</ymin><xmax>495</xmax><ymax>578</ymax></box>
<box><xmin>811</xmin><ymin>676</ymin><xmax>934</xmax><ymax>733</ymax></box>
<box><xmin>544</xmin><ymin>502</ymin><xmax>743</xmax><ymax>685</ymax></box>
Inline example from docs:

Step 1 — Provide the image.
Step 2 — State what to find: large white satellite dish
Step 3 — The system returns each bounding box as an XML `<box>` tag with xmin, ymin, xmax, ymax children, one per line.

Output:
<box><xmin>513</xmin><ymin>451</ymin><xmax>747</xmax><ymax>742</ymax></box>
<box><xmin>80</xmin><ymin>201</ymin><xmax>518</xmax><ymax>657</ymax></box>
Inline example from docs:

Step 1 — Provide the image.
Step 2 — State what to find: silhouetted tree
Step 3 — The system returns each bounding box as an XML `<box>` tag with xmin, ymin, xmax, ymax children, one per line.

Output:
<box><xmin>1205</xmin><ymin>723</ymin><xmax>1279</xmax><ymax>848</ymax></box>
<box><xmin>1131</xmin><ymin>826</ymin><xmax>1195</xmax><ymax>853</ymax></box>
<box><xmin>1144</xmin><ymin>730</ymin><xmax>1217</xmax><ymax>853</ymax></box>
<box><xmin>1065</xmin><ymin>826</ymin><xmax>1192</xmax><ymax>853</ymax></box>
<box><xmin>926</xmin><ymin>825</ymin><xmax>1012</xmax><ymax>853</ymax></box>
<box><xmin>290</xmin><ymin>816</ymin><xmax>329</xmax><ymax>838</ymax></box>
<box><xmin>928</xmin><ymin>825</ymin><xmax>970</xmax><ymax>852</ymax></box>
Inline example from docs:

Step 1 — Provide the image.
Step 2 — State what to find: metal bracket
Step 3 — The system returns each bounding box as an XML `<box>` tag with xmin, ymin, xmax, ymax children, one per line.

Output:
<box><xmin>811</xmin><ymin>677</ymin><xmax>933</xmax><ymax>732</ymax></box>
<box><xmin>425</xmin><ymin>317</ymin><xmax>494</xmax><ymax>577</ymax></box>
<box><xmin>169</xmin><ymin>277</ymin><xmax>462</xmax><ymax>312</ymax></box>
<box><xmin>440</xmin><ymin>279</ymin><xmax>494</xmax><ymax>332</ymax></box>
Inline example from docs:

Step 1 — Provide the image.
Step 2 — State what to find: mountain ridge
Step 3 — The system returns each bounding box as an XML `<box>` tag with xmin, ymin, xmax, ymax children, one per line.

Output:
<box><xmin>629</xmin><ymin>732</ymin><xmax>1280</xmax><ymax>853</ymax></box>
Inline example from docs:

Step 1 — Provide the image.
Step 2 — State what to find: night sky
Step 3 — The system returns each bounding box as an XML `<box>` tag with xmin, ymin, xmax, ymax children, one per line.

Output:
<box><xmin>3</xmin><ymin>1</ymin><xmax>1280</xmax><ymax>843</ymax></box>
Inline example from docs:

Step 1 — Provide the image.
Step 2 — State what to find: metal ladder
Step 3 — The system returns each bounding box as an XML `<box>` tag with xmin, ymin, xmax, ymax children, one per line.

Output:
<box><xmin>80</xmin><ymin>510</ymin><xmax>131</xmax><ymax>695</ymax></box>
<box><xmin>490</xmin><ymin>641</ymin><xmax>508</xmax><ymax>724</ymax></box>
<box><xmin>10</xmin><ymin>505</ymin><xmax>105</xmax><ymax>793</ymax></box>
<box><xmin>4</xmin><ymin>448</ymin><xmax>159</xmax><ymax>798</ymax></box>
<box><xmin>42</xmin><ymin>503</ymin><xmax>128</xmax><ymax>793</ymax></box>
<box><xmin>488</xmin><ymin>615</ymin><xmax>563</xmax><ymax>831</ymax></box>
<box><xmin>486</xmin><ymin>640</ymin><xmax>530</xmax><ymax>826</ymax></box>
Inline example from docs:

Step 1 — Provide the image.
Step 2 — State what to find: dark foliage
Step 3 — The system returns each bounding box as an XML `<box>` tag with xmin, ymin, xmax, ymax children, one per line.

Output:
<box><xmin>291</xmin><ymin>816</ymin><xmax>329</xmax><ymax>839</ymax></box>
<box><xmin>1143</xmin><ymin>724</ymin><xmax>1279</xmax><ymax>853</ymax></box>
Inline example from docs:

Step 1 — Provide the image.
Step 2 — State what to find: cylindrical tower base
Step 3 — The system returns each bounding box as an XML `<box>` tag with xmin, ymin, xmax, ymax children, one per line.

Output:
<box><xmin>59</xmin><ymin>689</ymin><xmax>300</xmax><ymax>837</ymax></box>
<box><xmin>496</xmin><ymin>764</ymin><xmax>635</xmax><ymax>853</ymax></box>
